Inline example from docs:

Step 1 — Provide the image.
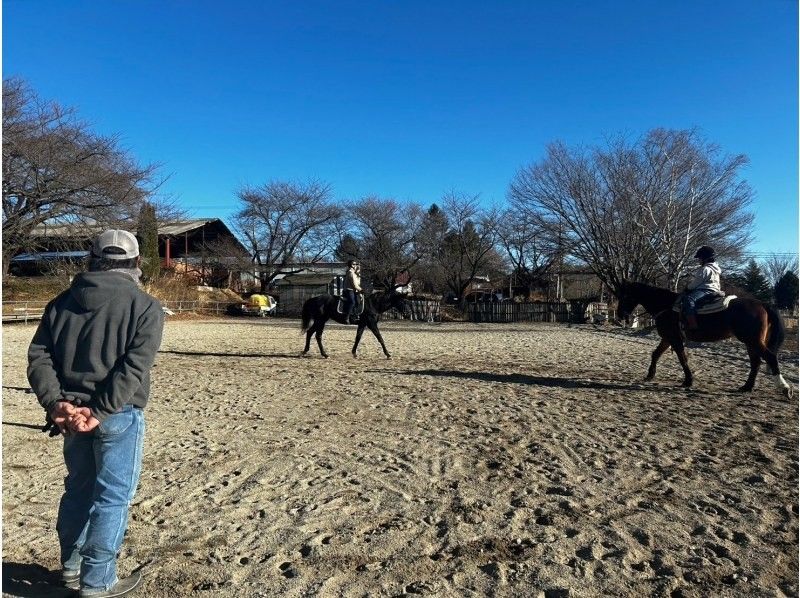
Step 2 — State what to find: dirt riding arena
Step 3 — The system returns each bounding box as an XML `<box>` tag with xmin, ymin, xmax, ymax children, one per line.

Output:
<box><xmin>3</xmin><ymin>319</ymin><xmax>798</xmax><ymax>597</ymax></box>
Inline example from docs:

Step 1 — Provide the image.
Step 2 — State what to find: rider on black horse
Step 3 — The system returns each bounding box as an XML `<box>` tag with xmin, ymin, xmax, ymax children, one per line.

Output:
<box><xmin>682</xmin><ymin>245</ymin><xmax>723</xmax><ymax>330</ymax></box>
<box><xmin>343</xmin><ymin>260</ymin><xmax>363</xmax><ymax>324</ymax></box>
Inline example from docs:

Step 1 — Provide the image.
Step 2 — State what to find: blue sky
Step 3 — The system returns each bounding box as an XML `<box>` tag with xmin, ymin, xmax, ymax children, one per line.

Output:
<box><xmin>4</xmin><ymin>0</ymin><xmax>798</xmax><ymax>255</ymax></box>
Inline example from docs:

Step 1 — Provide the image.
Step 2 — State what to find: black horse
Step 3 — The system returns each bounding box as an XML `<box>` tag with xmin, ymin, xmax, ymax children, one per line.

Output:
<box><xmin>301</xmin><ymin>290</ymin><xmax>407</xmax><ymax>359</ymax></box>
<box><xmin>616</xmin><ymin>281</ymin><xmax>792</xmax><ymax>397</ymax></box>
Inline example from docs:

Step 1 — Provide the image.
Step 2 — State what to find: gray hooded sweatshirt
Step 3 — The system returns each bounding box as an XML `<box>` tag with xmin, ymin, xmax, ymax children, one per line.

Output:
<box><xmin>27</xmin><ymin>271</ymin><xmax>165</xmax><ymax>422</ymax></box>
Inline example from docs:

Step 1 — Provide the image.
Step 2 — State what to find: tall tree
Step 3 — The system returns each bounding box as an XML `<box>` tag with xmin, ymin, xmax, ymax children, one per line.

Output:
<box><xmin>347</xmin><ymin>196</ymin><xmax>425</xmax><ymax>289</ymax></box>
<box><xmin>413</xmin><ymin>203</ymin><xmax>450</xmax><ymax>295</ymax></box>
<box><xmin>233</xmin><ymin>179</ymin><xmax>342</xmax><ymax>291</ymax></box>
<box><xmin>136</xmin><ymin>202</ymin><xmax>160</xmax><ymax>280</ymax></box>
<box><xmin>762</xmin><ymin>253</ymin><xmax>799</xmax><ymax>287</ymax></box>
<box><xmin>730</xmin><ymin>259</ymin><xmax>772</xmax><ymax>303</ymax></box>
<box><xmin>773</xmin><ymin>271</ymin><xmax>799</xmax><ymax>311</ymax></box>
<box><xmin>629</xmin><ymin>129</ymin><xmax>753</xmax><ymax>288</ymax></box>
<box><xmin>508</xmin><ymin>129</ymin><xmax>754</xmax><ymax>293</ymax></box>
<box><xmin>435</xmin><ymin>192</ymin><xmax>502</xmax><ymax>302</ymax></box>
<box><xmin>334</xmin><ymin>233</ymin><xmax>360</xmax><ymax>263</ymax></box>
<box><xmin>2</xmin><ymin>78</ymin><xmax>161</xmax><ymax>276</ymax></box>
<box><xmin>494</xmin><ymin>207</ymin><xmax>555</xmax><ymax>297</ymax></box>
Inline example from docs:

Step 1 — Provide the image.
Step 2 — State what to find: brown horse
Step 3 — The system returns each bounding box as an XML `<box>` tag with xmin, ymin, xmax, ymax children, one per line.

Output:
<box><xmin>616</xmin><ymin>281</ymin><xmax>792</xmax><ymax>397</ymax></box>
<box><xmin>300</xmin><ymin>290</ymin><xmax>407</xmax><ymax>359</ymax></box>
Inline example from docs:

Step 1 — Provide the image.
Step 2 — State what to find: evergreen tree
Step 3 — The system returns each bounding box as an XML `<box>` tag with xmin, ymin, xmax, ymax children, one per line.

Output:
<box><xmin>137</xmin><ymin>202</ymin><xmax>160</xmax><ymax>280</ymax></box>
<box><xmin>773</xmin><ymin>271</ymin><xmax>799</xmax><ymax>310</ymax></box>
<box><xmin>732</xmin><ymin>259</ymin><xmax>772</xmax><ymax>303</ymax></box>
<box><xmin>334</xmin><ymin>233</ymin><xmax>360</xmax><ymax>262</ymax></box>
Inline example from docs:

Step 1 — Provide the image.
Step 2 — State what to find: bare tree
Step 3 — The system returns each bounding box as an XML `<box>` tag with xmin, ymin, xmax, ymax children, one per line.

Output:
<box><xmin>2</xmin><ymin>78</ymin><xmax>161</xmax><ymax>276</ymax></box>
<box><xmin>762</xmin><ymin>253</ymin><xmax>799</xmax><ymax>287</ymax></box>
<box><xmin>347</xmin><ymin>196</ymin><xmax>425</xmax><ymax>289</ymax></box>
<box><xmin>494</xmin><ymin>207</ymin><xmax>555</xmax><ymax>297</ymax></box>
<box><xmin>233</xmin><ymin>179</ymin><xmax>342</xmax><ymax>290</ymax></box>
<box><xmin>435</xmin><ymin>192</ymin><xmax>502</xmax><ymax>302</ymax></box>
<box><xmin>509</xmin><ymin>129</ymin><xmax>754</xmax><ymax>293</ymax></box>
<box><xmin>626</xmin><ymin>129</ymin><xmax>754</xmax><ymax>289</ymax></box>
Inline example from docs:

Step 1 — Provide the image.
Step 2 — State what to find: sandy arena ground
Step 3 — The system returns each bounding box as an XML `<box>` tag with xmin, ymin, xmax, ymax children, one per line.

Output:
<box><xmin>2</xmin><ymin>318</ymin><xmax>798</xmax><ymax>597</ymax></box>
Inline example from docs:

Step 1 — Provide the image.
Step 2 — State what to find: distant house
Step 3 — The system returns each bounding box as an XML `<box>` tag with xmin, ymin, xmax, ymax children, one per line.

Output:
<box><xmin>20</xmin><ymin>219</ymin><xmax>248</xmax><ymax>285</ymax></box>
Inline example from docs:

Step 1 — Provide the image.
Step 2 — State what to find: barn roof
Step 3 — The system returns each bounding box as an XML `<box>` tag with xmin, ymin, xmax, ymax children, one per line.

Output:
<box><xmin>30</xmin><ymin>218</ymin><xmax>232</xmax><ymax>238</ymax></box>
<box><xmin>274</xmin><ymin>273</ymin><xmax>336</xmax><ymax>286</ymax></box>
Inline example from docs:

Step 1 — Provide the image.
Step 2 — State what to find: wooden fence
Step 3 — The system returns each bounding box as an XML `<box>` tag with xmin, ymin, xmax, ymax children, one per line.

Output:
<box><xmin>466</xmin><ymin>301</ymin><xmax>573</xmax><ymax>323</ymax></box>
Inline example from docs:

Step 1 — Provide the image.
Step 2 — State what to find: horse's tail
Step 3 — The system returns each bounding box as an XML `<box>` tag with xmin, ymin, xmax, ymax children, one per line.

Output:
<box><xmin>301</xmin><ymin>298</ymin><xmax>314</xmax><ymax>332</ymax></box>
<box><xmin>765</xmin><ymin>304</ymin><xmax>786</xmax><ymax>354</ymax></box>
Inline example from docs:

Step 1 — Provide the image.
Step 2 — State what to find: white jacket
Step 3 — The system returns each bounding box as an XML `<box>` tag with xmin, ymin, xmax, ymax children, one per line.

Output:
<box><xmin>344</xmin><ymin>268</ymin><xmax>362</xmax><ymax>292</ymax></box>
<box><xmin>686</xmin><ymin>262</ymin><xmax>722</xmax><ymax>293</ymax></box>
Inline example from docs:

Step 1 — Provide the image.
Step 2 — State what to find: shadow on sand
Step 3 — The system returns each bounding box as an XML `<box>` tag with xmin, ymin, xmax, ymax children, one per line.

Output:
<box><xmin>381</xmin><ymin>368</ymin><xmax>635</xmax><ymax>391</ymax></box>
<box><xmin>158</xmin><ymin>349</ymin><xmax>302</xmax><ymax>360</ymax></box>
<box><xmin>2</xmin><ymin>562</ymin><xmax>70</xmax><ymax>597</ymax></box>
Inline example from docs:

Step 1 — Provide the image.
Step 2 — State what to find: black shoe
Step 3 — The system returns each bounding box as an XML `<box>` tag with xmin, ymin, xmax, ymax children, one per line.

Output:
<box><xmin>79</xmin><ymin>572</ymin><xmax>141</xmax><ymax>597</ymax></box>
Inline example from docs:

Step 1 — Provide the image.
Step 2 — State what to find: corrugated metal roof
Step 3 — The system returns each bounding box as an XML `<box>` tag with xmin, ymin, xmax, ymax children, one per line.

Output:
<box><xmin>158</xmin><ymin>219</ymin><xmax>219</xmax><ymax>235</ymax></box>
<box><xmin>30</xmin><ymin>219</ymin><xmax>222</xmax><ymax>237</ymax></box>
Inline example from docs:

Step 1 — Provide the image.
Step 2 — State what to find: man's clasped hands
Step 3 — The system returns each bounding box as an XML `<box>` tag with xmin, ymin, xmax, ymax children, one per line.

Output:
<box><xmin>51</xmin><ymin>400</ymin><xmax>100</xmax><ymax>434</ymax></box>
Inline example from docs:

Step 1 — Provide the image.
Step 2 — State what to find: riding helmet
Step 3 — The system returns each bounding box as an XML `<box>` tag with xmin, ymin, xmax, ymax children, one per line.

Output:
<box><xmin>694</xmin><ymin>245</ymin><xmax>716</xmax><ymax>262</ymax></box>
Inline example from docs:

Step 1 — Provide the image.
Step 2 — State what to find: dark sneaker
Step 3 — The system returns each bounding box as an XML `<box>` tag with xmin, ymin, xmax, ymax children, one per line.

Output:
<box><xmin>79</xmin><ymin>572</ymin><xmax>141</xmax><ymax>597</ymax></box>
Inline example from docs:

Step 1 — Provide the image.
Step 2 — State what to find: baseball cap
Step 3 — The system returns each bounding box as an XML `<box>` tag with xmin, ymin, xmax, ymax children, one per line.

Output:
<box><xmin>92</xmin><ymin>229</ymin><xmax>140</xmax><ymax>260</ymax></box>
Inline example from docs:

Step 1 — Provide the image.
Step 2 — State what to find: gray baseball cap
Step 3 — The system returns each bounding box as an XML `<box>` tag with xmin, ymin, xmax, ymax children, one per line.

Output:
<box><xmin>92</xmin><ymin>229</ymin><xmax>140</xmax><ymax>260</ymax></box>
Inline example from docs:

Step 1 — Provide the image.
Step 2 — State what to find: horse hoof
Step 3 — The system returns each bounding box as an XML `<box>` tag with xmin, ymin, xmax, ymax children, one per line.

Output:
<box><xmin>737</xmin><ymin>385</ymin><xmax>753</xmax><ymax>393</ymax></box>
<box><xmin>784</xmin><ymin>386</ymin><xmax>793</xmax><ymax>399</ymax></box>
<box><xmin>385</xmin><ymin>354</ymin><xmax>391</xmax><ymax>360</ymax></box>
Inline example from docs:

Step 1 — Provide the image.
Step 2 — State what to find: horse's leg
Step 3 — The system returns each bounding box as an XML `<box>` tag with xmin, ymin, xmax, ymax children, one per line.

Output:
<box><xmin>646</xmin><ymin>338</ymin><xmax>671</xmax><ymax>381</ymax></box>
<box><xmin>302</xmin><ymin>321</ymin><xmax>316</xmax><ymax>356</ymax></box>
<box><xmin>367</xmin><ymin>320</ymin><xmax>391</xmax><ymax>359</ymax></box>
<box><xmin>738</xmin><ymin>343</ymin><xmax>763</xmax><ymax>392</ymax></box>
<box><xmin>315</xmin><ymin>321</ymin><xmax>329</xmax><ymax>358</ymax></box>
<box><xmin>351</xmin><ymin>322</ymin><xmax>367</xmax><ymax>358</ymax></box>
<box><xmin>759</xmin><ymin>346</ymin><xmax>792</xmax><ymax>398</ymax></box>
<box><xmin>670</xmin><ymin>338</ymin><xmax>693</xmax><ymax>387</ymax></box>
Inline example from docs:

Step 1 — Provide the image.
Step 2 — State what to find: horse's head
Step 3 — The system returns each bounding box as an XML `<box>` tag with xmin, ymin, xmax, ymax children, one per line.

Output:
<box><xmin>388</xmin><ymin>289</ymin><xmax>408</xmax><ymax>316</ymax></box>
<box><xmin>614</xmin><ymin>281</ymin><xmax>639</xmax><ymax>322</ymax></box>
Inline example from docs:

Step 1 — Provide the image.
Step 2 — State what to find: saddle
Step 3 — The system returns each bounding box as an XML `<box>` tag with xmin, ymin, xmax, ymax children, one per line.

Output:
<box><xmin>337</xmin><ymin>293</ymin><xmax>364</xmax><ymax>316</ymax></box>
<box><xmin>672</xmin><ymin>294</ymin><xmax>737</xmax><ymax>315</ymax></box>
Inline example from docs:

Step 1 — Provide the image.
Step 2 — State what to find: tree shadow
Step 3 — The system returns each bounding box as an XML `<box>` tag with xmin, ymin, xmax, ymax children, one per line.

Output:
<box><xmin>2</xmin><ymin>562</ymin><xmax>66</xmax><ymax>597</ymax></box>
<box><xmin>158</xmin><ymin>350</ymin><xmax>302</xmax><ymax>359</ymax></box>
<box><xmin>384</xmin><ymin>368</ymin><xmax>634</xmax><ymax>390</ymax></box>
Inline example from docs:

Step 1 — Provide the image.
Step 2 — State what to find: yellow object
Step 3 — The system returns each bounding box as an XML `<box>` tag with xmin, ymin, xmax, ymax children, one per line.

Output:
<box><xmin>249</xmin><ymin>294</ymin><xmax>270</xmax><ymax>308</ymax></box>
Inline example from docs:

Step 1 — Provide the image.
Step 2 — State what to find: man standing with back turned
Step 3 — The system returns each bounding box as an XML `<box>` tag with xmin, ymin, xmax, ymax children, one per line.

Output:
<box><xmin>28</xmin><ymin>229</ymin><xmax>164</xmax><ymax>597</ymax></box>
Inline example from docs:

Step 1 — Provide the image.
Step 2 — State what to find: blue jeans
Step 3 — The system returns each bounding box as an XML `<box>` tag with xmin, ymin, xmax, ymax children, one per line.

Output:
<box><xmin>57</xmin><ymin>405</ymin><xmax>145</xmax><ymax>592</ymax></box>
<box><xmin>682</xmin><ymin>289</ymin><xmax>716</xmax><ymax>316</ymax></box>
<box><xmin>343</xmin><ymin>290</ymin><xmax>357</xmax><ymax>320</ymax></box>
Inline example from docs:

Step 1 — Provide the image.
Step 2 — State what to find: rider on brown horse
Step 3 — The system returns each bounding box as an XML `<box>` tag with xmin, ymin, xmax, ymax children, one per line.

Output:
<box><xmin>682</xmin><ymin>245</ymin><xmax>723</xmax><ymax>330</ymax></box>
